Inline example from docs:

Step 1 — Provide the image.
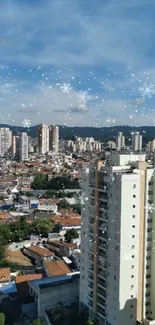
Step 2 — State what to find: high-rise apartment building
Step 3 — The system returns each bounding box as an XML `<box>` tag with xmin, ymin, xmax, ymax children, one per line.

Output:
<box><xmin>80</xmin><ymin>153</ymin><xmax>155</xmax><ymax>325</ymax></box>
<box><xmin>131</xmin><ymin>132</ymin><xmax>142</xmax><ymax>151</ymax></box>
<box><xmin>0</xmin><ymin>127</ymin><xmax>12</xmax><ymax>157</ymax></box>
<box><xmin>49</xmin><ymin>125</ymin><xmax>59</xmax><ymax>153</ymax></box>
<box><xmin>146</xmin><ymin>139</ymin><xmax>155</xmax><ymax>153</ymax></box>
<box><xmin>116</xmin><ymin>132</ymin><xmax>125</xmax><ymax>151</ymax></box>
<box><xmin>38</xmin><ymin>124</ymin><xmax>49</xmax><ymax>154</ymax></box>
<box><xmin>12</xmin><ymin>135</ymin><xmax>16</xmax><ymax>155</ymax></box>
<box><xmin>17</xmin><ymin>132</ymin><xmax>28</xmax><ymax>162</ymax></box>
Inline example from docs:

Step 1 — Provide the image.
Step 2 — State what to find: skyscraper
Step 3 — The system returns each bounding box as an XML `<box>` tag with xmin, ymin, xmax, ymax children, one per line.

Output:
<box><xmin>131</xmin><ymin>132</ymin><xmax>142</xmax><ymax>151</ymax></box>
<box><xmin>116</xmin><ymin>132</ymin><xmax>125</xmax><ymax>151</ymax></box>
<box><xmin>12</xmin><ymin>135</ymin><xmax>16</xmax><ymax>155</ymax></box>
<box><xmin>49</xmin><ymin>125</ymin><xmax>59</xmax><ymax>153</ymax></box>
<box><xmin>0</xmin><ymin>127</ymin><xmax>12</xmax><ymax>157</ymax></box>
<box><xmin>80</xmin><ymin>153</ymin><xmax>155</xmax><ymax>325</ymax></box>
<box><xmin>17</xmin><ymin>132</ymin><xmax>28</xmax><ymax>162</ymax></box>
<box><xmin>38</xmin><ymin>124</ymin><xmax>49</xmax><ymax>154</ymax></box>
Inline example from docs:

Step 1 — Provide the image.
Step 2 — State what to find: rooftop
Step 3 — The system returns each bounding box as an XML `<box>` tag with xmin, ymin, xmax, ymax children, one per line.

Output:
<box><xmin>0</xmin><ymin>267</ymin><xmax>11</xmax><ymax>283</ymax></box>
<box><xmin>26</xmin><ymin>245</ymin><xmax>55</xmax><ymax>257</ymax></box>
<box><xmin>29</xmin><ymin>272</ymin><xmax>80</xmax><ymax>290</ymax></box>
<box><xmin>44</xmin><ymin>260</ymin><xmax>71</xmax><ymax>276</ymax></box>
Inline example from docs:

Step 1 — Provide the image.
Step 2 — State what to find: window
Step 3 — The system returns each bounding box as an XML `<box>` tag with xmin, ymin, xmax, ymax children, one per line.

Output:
<box><xmin>132</xmin><ymin>235</ymin><xmax>135</xmax><ymax>238</ymax></box>
<box><xmin>132</xmin><ymin>245</ymin><xmax>135</xmax><ymax>249</ymax></box>
<box><xmin>133</xmin><ymin>205</ymin><xmax>136</xmax><ymax>208</ymax></box>
<box><xmin>131</xmin><ymin>285</ymin><xmax>134</xmax><ymax>289</ymax></box>
<box><xmin>133</xmin><ymin>184</ymin><xmax>136</xmax><ymax>188</ymax></box>
<box><xmin>130</xmin><ymin>315</ymin><xmax>133</xmax><ymax>319</ymax></box>
<box><xmin>132</xmin><ymin>255</ymin><xmax>135</xmax><ymax>258</ymax></box>
<box><xmin>133</xmin><ymin>215</ymin><xmax>135</xmax><ymax>218</ymax></box>
<box><xmin>130</xmin><ymin>305</ymin><xmax>133</xmax><ymax>308</ymax></box>
<box><xmin>132</xmin><ymin>225</ymin><xmax>135</xmax><ymax>228</ymax></box>
<box><xmin>131</xmin><ymin>275</ymin><xmax>134</xmax><ymax>278</ymax></box>
<box><xmin>133</xmin><ymin>195</ymin><xmax>136</xmax><ymax>198</ymax></box>
<box><xmin>131</xmin><ymin>265</ymin><xmax>134</xmax><ymax>269</ymax></box>
<box><xmin>131</xmin><ymin>295</ymin><xmax>133</xmax><ymax>298</ymax></box>
<box><xmin>114</xmin><ymin>275</ymin><xmax>116</xmax><ymax>280</ymax></box>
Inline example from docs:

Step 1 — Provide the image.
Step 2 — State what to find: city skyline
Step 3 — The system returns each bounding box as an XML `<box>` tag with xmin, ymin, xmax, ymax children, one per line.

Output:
<box><xmin>0</xmin><ymin>1</ymin><xmax>155</xmax><ymax>127</ymax></box>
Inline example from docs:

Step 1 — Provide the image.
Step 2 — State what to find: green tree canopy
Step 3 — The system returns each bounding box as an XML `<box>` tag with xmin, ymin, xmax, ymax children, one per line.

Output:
<box><xmin>65</xmin><ymin>229</ymin><xmax>79</xmax><ymax>243</ymax></box>
<box><xmin>0</xmin><ymin>313</ymin><xmax>5</xmax><ymax>325</ymax></box>
<box><xmin>32</xmin><ymin>173</ymin><xmax>46</xmax><ymax>190</ymax></box>
<box><xmin>31</xmin><ymin>318</ymin><xmax>42</xmax><ymax>325</ymax></box>
<box><xmin>58</xmin><ymin>199</ymin><xmax>71</xmax><ymax>210</ymax></box>
<box><xmin>32</xmin><ymin>217</ymin><xmax>53</xmax><ymax>236</ymax></box>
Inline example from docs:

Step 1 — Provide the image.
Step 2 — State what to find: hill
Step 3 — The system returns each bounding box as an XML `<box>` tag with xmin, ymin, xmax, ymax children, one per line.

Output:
<box><xmin>0</xmin><ymin>124</ymin><xmax>154</xmax><ymax>142</ymax></box>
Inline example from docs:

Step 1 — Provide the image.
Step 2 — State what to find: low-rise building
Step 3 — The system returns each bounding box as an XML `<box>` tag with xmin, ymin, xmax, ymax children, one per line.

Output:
<box><xmin>24</xmin><ymin>245</ymin><xmax>55</xmax><ymax>266</ymax></box>
<box><xmin>44</xmin><ymin>260</ymin><xmax>71</xmax><ymax>277</ymax></box>
<box><xmin>0</xmin><ymin>268</ymin><xmax>11</xmax><ymax>287</ymax></box>
<box><xmin>16</xmin><ymin>273</ymin><xmax>42</xmax><ymax>303</ymax></box>
<box><xmin>29</xmin><ymin>272</ymin><xmax>80</xmax><ymax>320</ymax></box>
<box><xmin>45</xmin><ymin>241</ymin><xmax>77</xmax><ymax>257</ymax></box>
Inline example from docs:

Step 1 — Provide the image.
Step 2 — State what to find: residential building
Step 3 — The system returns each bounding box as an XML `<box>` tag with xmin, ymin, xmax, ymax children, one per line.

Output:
<box><xmin>29</xmin><ymin>273</ymin><xmax>80</xmax><ymax>320</ymax></box>
<box><xmin>23</xmin><ymin>245</ymin><xmax>55</xmax><ymax>266</ymax></box>
<box><xmin>80</xmin><ymin>153</ymin><xmax>155</xmax><ymax>325</ymax></box>
<box><xmin>131</xmin><ymin>132</ymin><xmax>142</xmax><ymax>151</ymax></box>
<box><xmin>0</xmin><ymin>268</ymin><xmax>11</xmax><ymax>287</ymax></box>
<box><xmin>116</xmin><ymin>132</ymin><xmax>125</xmax><ymax>151</ymax></box>
<box><xmin>16</xmin><ymin>274</ymin><xmax>42</xmax><ymax>303</ymax></box>
<box><xmin>45</xmin><ymin>241</ymin><xmax>77</xmax><ymax>257</ymax></box>
<box><xmin>49</xmin><ymin>125</ymin><xmax>59</xmax><ymax>153</ymax></box>
<box><xmin>44</xmin><ymin>260</ymin><xmax>71</xmax><ymax>277</ymax></box>
<box><xmin>146</xmin><ymin>139</ymin><xmax>155</xmax><ymax>153</ymax></box>
<box><xmin>17</xmin><ymin>132</ymin><xmax>28</xmax><ymax>162</ymax></box>
<box><xmin>0</xmin><ymin>127</ymin><xmax>12</xmax><ymax>157</ymax></box>
<box><xmin>12</xmin><ymin>135</ymin><xmax>16</xmax><ymax>155</ymax></box>
<box><xmin>38</xmin><ymin>124</ymin><xmax>49</xmax><ymax>154</ymax></box>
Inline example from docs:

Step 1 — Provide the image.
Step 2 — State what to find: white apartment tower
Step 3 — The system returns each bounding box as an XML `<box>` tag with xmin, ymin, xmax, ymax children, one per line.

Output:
<box><xmin>17</xmin><ymin>132</ymin><xmax>28</xmax><ymax>162</ymax></box>
<box><xmin>116</xmin><ymin>132</ymin><xmax>125</xmax><ymax>151</ymax></box>
<box><xmin>0</xmin><ymin>127</ymin><xmax>12</xmax><ymax>157</ymax></box>
<box><xmin>131</xmin><ymin>132</ymin><xmax>142</xmax><ymax>151</ymax></box>
<box><xmin>49</xmin><ymin>125</ymin><xmax>59</xmax><ymax>153</ymax></box>
<box><xmin>80</xmin><ymin>153</ymin><xmax>155</xmax><ymax>325</ymax></box>
<box><xmin>38</xmin><ymin>124</ymin><xmax>49</xmax><ymax>154</ymax></box>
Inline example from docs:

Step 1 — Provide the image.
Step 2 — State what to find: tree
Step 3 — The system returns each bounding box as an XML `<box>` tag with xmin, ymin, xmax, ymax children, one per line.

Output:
<box><xmin>31</xmin><ymin>173</ymin><xmax>46</xmax><ymax>190</ymax></box>
<box><xmin>32</xmin><ymin>217</ymin><xmax>53</xmax><ymax>236</ymax></box>
<box><xmin>31</xmin><ymin>319</ymin><xmax>42</xmax><ymax>325</ymax></box>
<box><xmin>65</xmin><ymin>229</ymin><xmax>79</xmax><ymax>243</ymax></box>
<box><xmin>0</xmin><ymin>313</ymin><xmax>5</xmax><ymax>325</ymax></box>
<box><xmin>58</xmin><ymin>199</ymin><xmax>70</xmax><ymax>210</ymax></box>
<box><xmin>53</xmin><ymin>223</ymin><xmax>62</xmax><ymax>233</ymax></box>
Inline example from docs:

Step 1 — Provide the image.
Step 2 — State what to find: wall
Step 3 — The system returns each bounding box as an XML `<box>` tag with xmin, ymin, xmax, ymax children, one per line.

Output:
<box><xmin>38</xmin><ymin>280</ymin><xmax>79</xmax><ymax>319</ymax></box>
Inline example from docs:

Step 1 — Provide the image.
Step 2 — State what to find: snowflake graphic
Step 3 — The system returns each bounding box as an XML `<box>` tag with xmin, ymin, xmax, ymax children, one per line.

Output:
<box><xmin>76</xmin><ymin>91</ymin><xmax>90</xmax><ymax>104</ymax></box>
<box><xmin>61</xmin><ymin>83</ymin><xmax>72</xmax><ymax>94</ymax></box>
<box><xmin>22</xmin><ymin>119</ymin><xmax>31</xmax><ymax>128</ymax></box>
<box><xmin>139</xmin><ymin>82</ymin><xmax>155</xmax><ymax>99</ymax></box>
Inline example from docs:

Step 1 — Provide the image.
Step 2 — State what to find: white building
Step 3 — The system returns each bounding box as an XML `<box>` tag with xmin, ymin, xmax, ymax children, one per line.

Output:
<box><xmin>116</xmin><ymin>132</ymin><xmax>125</xmax><ymax>151</ymax></box>
<box><xmin>0</xmin><ymin>127</ymin><xmax>12</xmax><ymax>157</ymax></box>
<box><xmin>38</xmin><ymin>124</ymin><xmax>49</xmax><ymax>154</ymax></box>
<box><xmin>131</xmin><ymin>132</ymin><xmax>142</xmax><ymax>151</ymax></box>
<box><xmin>49</xmin><ymin>125</ymin><xmax>59</xmax><ymax>153</ymax></box>
<box><xmin>146</xmin><ymin>139</ymin><xmax>155</xmax><ymax>153</ymax></box>
<box><xmin>80</xmin><ymin>153</ymin><xmax>155</xmax><ymax>325</ymax></box>
<box><xmin>17</xmin><ymin>132</ymin><xmax>28</xmax><ymax>162</ymax></box>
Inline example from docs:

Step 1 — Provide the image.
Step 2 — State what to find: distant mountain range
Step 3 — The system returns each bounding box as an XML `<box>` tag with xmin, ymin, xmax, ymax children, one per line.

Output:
<box><xmin>0</xmin><ymin>124</ymin><xmax>154</xmax><ymax>142</ymax></box>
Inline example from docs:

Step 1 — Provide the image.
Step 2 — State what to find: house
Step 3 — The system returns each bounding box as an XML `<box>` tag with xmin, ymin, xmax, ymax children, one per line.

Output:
<box><xmin>29</xmin><ymin>272</ymin><xmax>80</xmax><ymax>320</ymax></box>
<box><xmin>51</xmin><ymin>216</ymin><xmax>81</xmax><ymax>230</ymax></box>
<box><xmin>24</xmin><ymin>245</ymin><xmax>55</xmax><ymax>266</ymax></box>
<box><xmin>44</xmin><ymin>260</ymin><xmax>70</xmax><ymax>277</ymax></box>
<box><xmin>45</xmin><ymin>241</ymin><xmax>77</xmax><ymax>257</ymax></box>
<box><xmin>15</xmin><ymin>273</ymin><xmax>42</xmax><ymax>303</ymax></box>
<box><xmin>0</xmin><ymin>268</ymin><xmax>11</xmax><ymax>287</ymax></box>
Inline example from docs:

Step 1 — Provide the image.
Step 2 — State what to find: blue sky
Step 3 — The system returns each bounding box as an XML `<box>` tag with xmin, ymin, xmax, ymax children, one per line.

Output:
<box><xmin>0</xmin><ymin>0</ymin><xmax>155</xmax><ymax>127</ymax></box>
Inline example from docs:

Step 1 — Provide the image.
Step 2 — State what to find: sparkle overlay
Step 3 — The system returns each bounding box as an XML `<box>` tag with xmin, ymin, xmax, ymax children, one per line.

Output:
<box><xmin>22</xmin><ymin>119</ymin><xmax>31</xmax><ymax>128</ymax></box>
